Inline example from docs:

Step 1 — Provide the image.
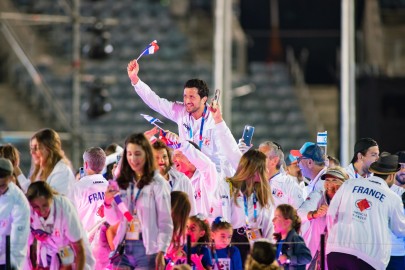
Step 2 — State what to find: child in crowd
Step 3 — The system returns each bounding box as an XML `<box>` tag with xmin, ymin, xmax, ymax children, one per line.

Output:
<box><xmin>211</xmin><ymin>217</ymin><xmax>242</xmax><ymax>270</ymax></box>
<box><xmin>273</xmin><ymin>204</ymin><xmax>312</xmax><ymax>270</ymax></box>
<box><xmin>244</xmin><ymin>239</ymin><xmax>279</xmax><ymax>270</ymax></box>
<box><xmin>166</xmin><ymin>191</ymin><xmax>192</xmax><ymax>268</ymax></box>
<box><xmin>185</xmin><ymin>214</ymin><xmax>213</xmax><ymax>270</ymax></box>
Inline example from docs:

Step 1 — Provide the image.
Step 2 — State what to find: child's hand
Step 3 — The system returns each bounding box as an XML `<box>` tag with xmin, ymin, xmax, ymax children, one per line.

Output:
<box><xmin>278</xmin><ymin>254</ymin><xmax>289</xmax><ymax>264</ymax></box>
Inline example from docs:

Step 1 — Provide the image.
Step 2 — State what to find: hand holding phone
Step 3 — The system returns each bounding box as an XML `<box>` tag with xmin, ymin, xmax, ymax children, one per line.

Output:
<box><xmin>211</xmin><ymin>89</ymin><xmax>221</xmax><ymax>111</ymax></box>
<box><xmin>79</xmin><ymin>167</ymin><xmax>85</xmax><ymax>178</ymax></box>
<box><xmin>242</xmin><ymin>125</ymin><xmax>255</xmax><ymax>146</ymax></box>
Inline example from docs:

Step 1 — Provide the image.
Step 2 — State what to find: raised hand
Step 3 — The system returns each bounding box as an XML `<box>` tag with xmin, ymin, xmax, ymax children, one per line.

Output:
<box><xmin>127</xmin><ymin>59</ymin><xmax>140</xmax><ymax>85</ymax></box>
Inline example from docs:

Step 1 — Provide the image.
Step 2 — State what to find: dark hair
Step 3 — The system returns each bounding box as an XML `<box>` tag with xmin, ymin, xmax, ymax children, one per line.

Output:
<box><xmin>105</xmin><ymin>143</ymin><xmax>120</xmax><ymax>156</ymax></box>
<box><xmin>116</xmin><ymin>133</ymin><xmax>156</xmax><ymax>190</ymax></box>
<box><xmin>189</xmin><ymin>215</ymin><xmax>211</xmax><ymax>244</ymax></box>
<box><xmin>0</xmin><ymin>144</ymin><xmax>20</xmax><ymax>167</ymax></box>
<box><xmin>211</xmin><ymin>216</ymin><xmax>233</xmax><ymax>232</ymax></box>
<box><xmin>277</xmin><ymin>204</ymin><xmax>301</xmax><ymax>233</ymax></box>
<box><xmin>152</xmin><ymin>140</ymin><xmax>173</xmax><ymax>167</ymax></box>
<box><xmin>351</xmin><ymin>138</ymin><xmax>378</xmax><ymax>163</ymax></box>
<box><xmin>26</xmin><ymin>181</ymin><xmax>56</xmax><ymax>202</ymax></box>
<box><xmin>171</xmin><ymin>191</ymin><xmax>191</xmax><ymax>248</ymax></box>
<box><xmin>184</xmin><ymin>79</ymin><xmax>209</xmax><ymax>99</ymax></box>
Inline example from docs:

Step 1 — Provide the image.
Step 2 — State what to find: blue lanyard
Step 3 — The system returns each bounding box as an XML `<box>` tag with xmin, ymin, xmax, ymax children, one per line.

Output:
<box><xmin>130</xmin><ymin>183</ymin><xmax>142</xmax><ymax>215</ymax></box>
<box><xmin>243</xmin><ymin>191</ymin><xmax>257</xmax><ymax>227</ymax></box>
<box><xmin>188</xmin><ymin>105</ymin><xmax>208</xmax><ymax>149</ymax></box>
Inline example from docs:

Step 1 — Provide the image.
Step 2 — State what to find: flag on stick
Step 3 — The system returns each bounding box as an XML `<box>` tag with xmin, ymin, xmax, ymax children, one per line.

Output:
<box><xmin>141</xmin><ymin>114</ymin><xmax>181</xmax><ymax>149</ymax></box>
<box><xmin>136</xmin><ymin>40</ymin><xmax>159</xmax><ymax>61</ymax></box>
<box><xmin>141</xmin><ymin>114</ymin><xmax>165</xmax><ymax>131</ymax></box>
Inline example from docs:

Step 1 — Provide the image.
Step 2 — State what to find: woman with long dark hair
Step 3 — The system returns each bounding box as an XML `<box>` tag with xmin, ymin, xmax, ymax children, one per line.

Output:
<box><xmin>104</xmin><ymin>133</ymin><xmax>173</xmax><ymax>269</ymax></box>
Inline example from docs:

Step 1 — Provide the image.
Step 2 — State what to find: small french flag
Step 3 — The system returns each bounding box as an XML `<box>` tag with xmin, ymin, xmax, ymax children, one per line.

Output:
<box><xmin>137</xmin><ymin>40</ymin><xmax>159</xmax><ymax>61</ymax></box>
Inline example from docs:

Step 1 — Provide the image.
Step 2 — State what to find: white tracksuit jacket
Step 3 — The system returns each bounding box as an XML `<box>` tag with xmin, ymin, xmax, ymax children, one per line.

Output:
<box><xmin>104</xmin><ymin>171</ymin><xmax>173</xmax><ymax>255</ymax></box>
<box><xmin>326</xmin><ymin>176</ymin><xmax>405</xmax><ymax>270</ymax></box>
<box><xmin>133</xmin><ymin>79</ymin><xmax>222</xmax><ymax>172</ymax></box>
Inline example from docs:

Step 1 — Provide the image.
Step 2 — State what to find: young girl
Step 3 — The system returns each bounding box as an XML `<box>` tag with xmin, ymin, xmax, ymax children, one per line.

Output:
<box><xmin>273</xmin><ymin>204</ymin><xmax>312</xmax><ymax>270</ymax></box>
<box><xmin>210</xmin><ymin>217</ymin><xmax>242</xmax><ymax>270</ymax></box>
<box><xmin>166</xmin><ymin>191</ymin><xmax>192</xmax><ymax>268</ymax></box>
<box><xmin>185</xmin><ymin>214</ymin><xmax>213</xmax><ymax>270</ymax></box>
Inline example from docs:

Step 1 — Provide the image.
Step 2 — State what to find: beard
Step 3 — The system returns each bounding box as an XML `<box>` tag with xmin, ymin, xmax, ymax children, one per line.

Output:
<box><xmin>396</xmin><ymin>173</ymin><xmax>405</xmax><ymax>186</ymax></box>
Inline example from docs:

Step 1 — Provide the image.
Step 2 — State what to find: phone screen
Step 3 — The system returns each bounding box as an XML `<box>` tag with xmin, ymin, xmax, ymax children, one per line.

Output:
<box><xmin>242</xmin><ymin>125</ymin><xmax>255</xmax><ymax>146</ymax></box>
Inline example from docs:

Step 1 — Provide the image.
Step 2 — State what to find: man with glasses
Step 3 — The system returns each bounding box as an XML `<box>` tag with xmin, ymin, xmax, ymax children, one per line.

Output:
<box><xmin>345</xmin><ymin>137</ymin><xmax>379</xmax><ymax>179</ymax></box>
<box><xmin>291</xmin><ymin>142</ymin><xmax>327</xmax><ymax>195</ymax></box>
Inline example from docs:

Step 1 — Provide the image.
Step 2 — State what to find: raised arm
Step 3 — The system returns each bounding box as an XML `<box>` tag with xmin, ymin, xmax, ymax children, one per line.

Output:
<box><xmin>210</xmin><ymin>103</ymin><xmax>242</xmax><ymax>171</ymax></box>
<box><xmin>127</xmin><ymin>59</ymin><xmax>181</xmax><ymax>121</ymax></box>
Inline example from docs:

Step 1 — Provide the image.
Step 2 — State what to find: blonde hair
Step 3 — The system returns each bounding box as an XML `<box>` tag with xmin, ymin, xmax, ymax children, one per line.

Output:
<box><xmin>226</xmin><ymin>149</ymin><xmax>273</xmax><ymax>207</ymax></box>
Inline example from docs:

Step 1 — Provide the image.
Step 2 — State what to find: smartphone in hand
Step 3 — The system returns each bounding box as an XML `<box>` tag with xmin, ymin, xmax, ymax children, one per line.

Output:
<box><xmin>242</xmin><ymin>125</ymin><xmax>255</xmax><ymax>146</ymax></box>
<box><xmin>79</xmin><ymin>167</ymin><xmax>85</xmax><ymax>178</ymax></box>
<box><xmin>211</xmin><ymin>89</ymin><xmax>221</xmax><ymax>109</ymax></box>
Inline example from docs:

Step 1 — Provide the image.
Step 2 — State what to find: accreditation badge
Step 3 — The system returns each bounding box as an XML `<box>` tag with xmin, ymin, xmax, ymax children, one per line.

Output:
<box><xmin>246</xmin><ymin>228</ymin><xmax>262</xmax><ymax>244</ymax></box>
<box><xmin>126</xmin><ymin>215</ymin><xmax>141</xmax><ymax>240</ymax></box>
<box><xmin>58</xmin><ymin>245</ymin><xmax>75</xmax><ymax>265</ymax></box>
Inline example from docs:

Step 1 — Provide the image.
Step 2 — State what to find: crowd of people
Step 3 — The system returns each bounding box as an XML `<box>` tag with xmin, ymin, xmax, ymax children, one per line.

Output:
<box><xmin>0</xmin><ymin>58</ymin><xmax>405</xmax><ymax>270</ymax></box>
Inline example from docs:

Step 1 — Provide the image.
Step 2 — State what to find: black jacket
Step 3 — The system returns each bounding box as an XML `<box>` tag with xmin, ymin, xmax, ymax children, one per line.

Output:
<box><xmin>279</xmin><ymin>229</ymin><xmax>312</xmax><ymax>270</ymax></box>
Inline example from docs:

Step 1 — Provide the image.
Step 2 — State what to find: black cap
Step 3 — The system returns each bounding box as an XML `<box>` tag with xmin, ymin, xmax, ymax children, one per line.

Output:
<box><xmin>396</xmin><ymin>151</ymin><xmax>405</xmax><ymax>164</ymax></box>
<box><xmin>369</xmin><ymin>154</ymin><xmax>400</xmax><ymax>175</ymax></box>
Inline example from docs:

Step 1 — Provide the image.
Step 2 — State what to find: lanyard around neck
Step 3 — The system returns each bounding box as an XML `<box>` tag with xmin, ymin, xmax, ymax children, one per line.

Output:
<box><xmin>243</xmin><ymin>191</ymin><xmax>257</xmax><ymax>227</ymax></box>
<box><xmin>188</xmin><ymin>105</ymin><xmax>208</xmax><ymax>149</ymax></box>
<box><xmin>130</xmin><ymin>182</ymin><xmax>142</xmax><ymax>214</ymax></box>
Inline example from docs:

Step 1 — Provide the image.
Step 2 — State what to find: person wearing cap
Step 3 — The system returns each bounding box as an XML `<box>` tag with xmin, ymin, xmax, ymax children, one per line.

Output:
<box><xmin>393</xmin><ymin>151</ymin><xmax>405</xmax><ymax>192</ymax></box>
<box><xmin>245</xmin><ymin>239</ymin><xmax>279</xmax><ymax>270</ymax></box>
<box><xmin>345</xmin><ymin>137</ymin><xmax>379</xmax><ymax>179</ymax></box>
<box><xmin>387</xmin><ymin>151</ymin><xmax>405</xmax><ymax>270</ymax></box>
<box><xmin>285</xmin><ymin>154</ymin><xmax>307</xmax><ymax>192</ymax></box>
<box><xmin>297</xmin><ymin>166</ymin><xmax>348</xmax><ymax>269</ymax></box>
<box><xmin>290</xmin><ymin>142</ymin><xmax>327</xmax><ymax>195</ymax></box>
<box><xmin>258</xmin><ymin>141</ymin><xmax>304</xmax><ymax>209</ymax></box>
<box><xmin>0</xmin><ymin>158</ymin><xmax>30</xmax><ymax>269</ymax></box>
<box><xmin>326</xmin><ymin>154</ymin><xmax>405</xmax><ymax>270</ymax></box>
